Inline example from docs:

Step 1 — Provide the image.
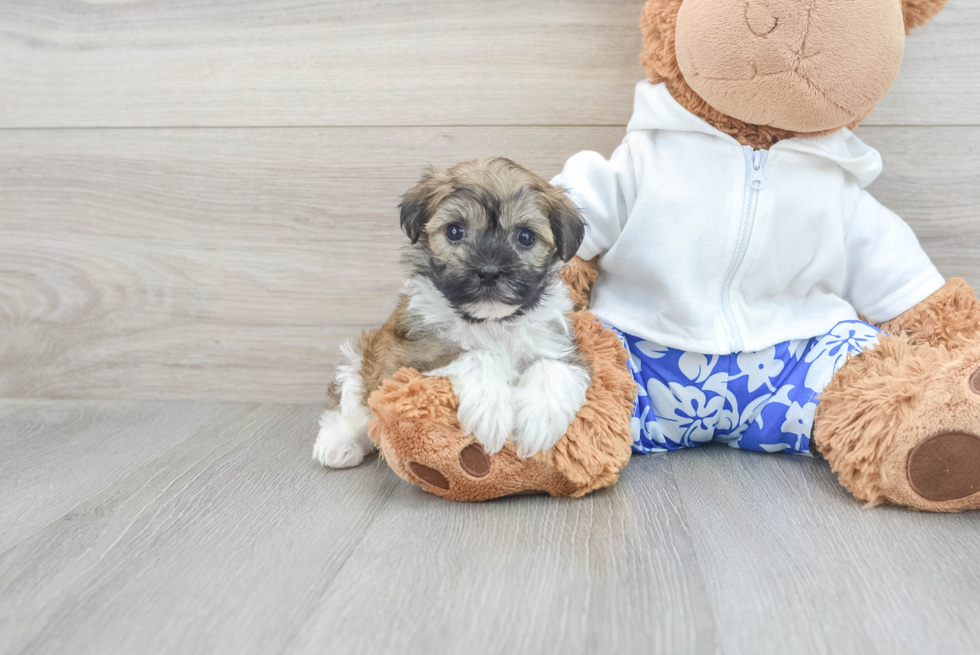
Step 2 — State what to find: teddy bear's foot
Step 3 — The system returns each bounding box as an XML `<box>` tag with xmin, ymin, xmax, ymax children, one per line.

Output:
<box><xmin>814</xmin><ymin>335</ymin><xmax>980</xmax><ymax>511</ymax></box>
<box><xmin>365</xmin><ymin>313</ymin><xmax>637</xmax><ymax>501</ymax></box>
<box><xmin>366</xmin><ymin>369</ymin><xmax>579</xmax><ymax>501</ymax></box>
<box><xmin>406</xmin><ymin>443</ymin><xmax>492</xmax><ymax>491</ymax></box>
<box><xmin>897</xmin><ymin>351</ymin><xmax>980</xmax><ymax>507</ymax></box>
<box><xmin>403</xmin><ymin>439</ymin><xmax>579</xmax><ymax>501</ymax></box>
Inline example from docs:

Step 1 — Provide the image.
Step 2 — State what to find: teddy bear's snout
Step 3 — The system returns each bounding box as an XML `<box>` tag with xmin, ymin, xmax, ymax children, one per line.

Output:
<box><xmin>673</xmin><ymin>0</ymin><xmax>906</xmax><ymax>133</ymax></box>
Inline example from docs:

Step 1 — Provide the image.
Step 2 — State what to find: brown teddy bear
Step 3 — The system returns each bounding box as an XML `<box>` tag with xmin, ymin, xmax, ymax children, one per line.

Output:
<box><xmin>369</xmin><ymin>0</ymin><xmax>980</xmax><ymax>511</ymax></box>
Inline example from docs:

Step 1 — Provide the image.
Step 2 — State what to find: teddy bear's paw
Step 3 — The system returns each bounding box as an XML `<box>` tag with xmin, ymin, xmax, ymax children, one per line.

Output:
<box><xmin>864</xmin><ymin>346</ymin><xmax>980</xmax><ymax>511</ymax></box>
<box><xmin>513</xmin><ymin>360</ymin><xmax>591</xmax><ymax>458</ymax></box>
<box><xmin>904</xmin><ymin>359</ymin><xmax>980</xmax><ymax>504</ymax></box>
<box><xmin>313</xmin><ymin>409</ymin><xmax>373</xmax><ymax>469</ymax></box>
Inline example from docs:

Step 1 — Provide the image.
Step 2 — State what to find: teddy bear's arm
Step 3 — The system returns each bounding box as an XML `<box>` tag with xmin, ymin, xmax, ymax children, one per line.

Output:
<box><xmin>836</xmin><ymin>190</ymin><xmax>979</xmax><ymax>348</ymax></box>
<box><xmin>559</xmin><ymin>256</ymin><xmax>599</xmax><ymax>311</ymax></box>
<box><xmin>878</xmin><ymin>278</ymin><xmax>980</xmax><ymax>349</ymax></box>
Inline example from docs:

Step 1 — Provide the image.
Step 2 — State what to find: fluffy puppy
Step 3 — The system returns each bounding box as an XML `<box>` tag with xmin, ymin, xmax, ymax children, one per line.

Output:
<box><xmin>313</xmin><ymin>157</ymin><xmax>591</xmax><ymax>468</ymax></box>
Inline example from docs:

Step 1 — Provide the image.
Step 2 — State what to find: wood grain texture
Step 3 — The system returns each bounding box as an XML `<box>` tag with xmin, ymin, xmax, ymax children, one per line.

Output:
<box><xmin>0</xmin><ymin>127</ymin><xmax>622</xmax><ymax>404</ymax></box>
<box><xmin>0</xmin><ymin>400</ymin><xmax>253</xmax><ymax>553</ymax></box>
<box><xmin>0</xmin><ymin>402</ymin><xmax>401</xmax><ymax>655</ymax></box>
<box><xmin>2</xmin><ymin>125</ymin><xmax>977</xmax><ymax>402</ymax></box>
<box><xmin>2</xmin><ymin>399</ymin><xmax>979</xmax><ymax>654</ymax></box>
<box><xmin>670</xmin><ymin>449</ymin><xmax>980</xmax><ymax>654</ymax></box>
<box><xmin>0</xmin><ymin>0</ymin><xmax>976</xmax><ymax>128</ymax></box>
<box><xmin>290</xmin><ymin>452</ymin><xmax>717</xmax><ymax>655</ymax></box>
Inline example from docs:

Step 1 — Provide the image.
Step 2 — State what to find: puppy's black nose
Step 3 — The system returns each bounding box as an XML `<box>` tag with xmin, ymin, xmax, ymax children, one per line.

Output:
<box><xmin>476</xmin><ymin>265</ymin><xmax>502</xmax><ymax>282</ymax></box>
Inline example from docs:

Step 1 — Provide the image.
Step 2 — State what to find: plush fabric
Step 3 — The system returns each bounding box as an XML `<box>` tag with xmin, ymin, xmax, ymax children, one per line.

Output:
<box><xmin>814</xmin><ymin>277</ymin><xmax>980</xmax><ymax>511</ymax></box>
<box><xmin>640</xmin><ymin>0</ymin><xmax>820</xmax><ymax>149</ymax></box>
<box><xmin>902</xmin><ymin>0</ymin><xmax>949</xmax><ymax>32</ymax></box>
<box><xmin>673</xmin><ymin>0</ymin><xmax>905</xmax><ymax>133</ymax></box>
<box><xmin>559</xmin><ymin>253</ymin><xmax>598</xmax><ymax>311</ymax></box>
<box><xmin>639</xmin><ymin>0</ymin><xmax>945</xmax><ymax>149</ymax></box>
<box><xmin>879</xmin><ymin>278</ymin><xmax>980</xmax><ymax>350</ymax></box>
<box><xmin>814</xmin><ymin>309</ymin><xmax>980</xmax><ymax>511</ymax></box>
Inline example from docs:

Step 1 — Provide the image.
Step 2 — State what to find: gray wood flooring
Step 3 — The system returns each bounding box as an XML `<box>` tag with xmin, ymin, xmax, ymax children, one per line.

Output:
<box><xmin>2</xmin><ymin>399</ymin><xmax>979</xmax><ymax>655</ymax></box>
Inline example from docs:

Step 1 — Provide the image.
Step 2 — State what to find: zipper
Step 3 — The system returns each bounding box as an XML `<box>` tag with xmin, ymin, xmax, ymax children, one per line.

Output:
<box><xmin>720</xmin><ymin>146</ymin><xmax>768</xmax><ymax>353</ymax></box>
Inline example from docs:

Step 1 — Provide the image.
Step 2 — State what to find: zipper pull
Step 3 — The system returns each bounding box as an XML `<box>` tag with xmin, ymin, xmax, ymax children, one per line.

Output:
<box><xmin>749</xmin><ymin>150</ymin><xmax>766</xmax><ymax>190</ymax></box>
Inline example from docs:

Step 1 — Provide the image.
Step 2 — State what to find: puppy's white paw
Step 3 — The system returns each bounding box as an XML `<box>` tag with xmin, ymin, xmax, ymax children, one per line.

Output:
<box><xmin>313</xmin><ymin>410</ymin><xmax>372</xmax><ymax>468</ymax></box>
<box><xmin>514</xmin><ymin>361</ymin><xmax>591</xmax><ymax>458</ymax></box>
<box><xmin>430</xmin><ymin>351</ymin><xmax>516</xmax><ymax>454</ymax></box>
<box><xmin>514</xmin><ymin>405</ymin><xmax>568</xmax><ymax>458</ymax></box>
<box><xmin>457</xmin><ymin>384</ymin><xmax>514</xmax><ymax>455</ymax></box>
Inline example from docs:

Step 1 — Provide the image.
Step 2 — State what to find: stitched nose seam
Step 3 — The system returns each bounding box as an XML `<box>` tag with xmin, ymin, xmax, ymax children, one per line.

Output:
<box><xmin>744</xmin><ymin>0</ymin><xmax>779</xmax><ymax>37</ymax></box>
<box><xmin>738</xmin><ymin>0</ymin><xmax>848</xmax><ymax>113</ymax></box>
<box><xmin>741</xmin><ymin>0</ymin><xmax>817</xmax><ymax>57</ymax></box>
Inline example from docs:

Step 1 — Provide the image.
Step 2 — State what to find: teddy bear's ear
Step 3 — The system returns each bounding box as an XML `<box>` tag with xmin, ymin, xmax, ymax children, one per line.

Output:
<box><xmin>639</xmin><ymin>0</ymin><xmax>685</xmax><ymax>84</ymax></box>
<box><xmin>903</xmin><ymin>0</ymin><xmax>948</xmax><ymax>32</ymax></box>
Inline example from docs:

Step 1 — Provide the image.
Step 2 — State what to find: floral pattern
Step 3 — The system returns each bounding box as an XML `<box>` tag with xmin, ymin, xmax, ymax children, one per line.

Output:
<box><xmin>616</xmin><ymin>321</ymin><xmax>881</xmax><ymax>455</ymax></box>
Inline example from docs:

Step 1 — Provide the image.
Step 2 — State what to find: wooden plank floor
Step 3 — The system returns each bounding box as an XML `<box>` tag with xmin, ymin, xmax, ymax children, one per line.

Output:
<box><xmin>2</xmin><ymin>399</ymin><xmax>979</xmax><ymax>655</ymax></box>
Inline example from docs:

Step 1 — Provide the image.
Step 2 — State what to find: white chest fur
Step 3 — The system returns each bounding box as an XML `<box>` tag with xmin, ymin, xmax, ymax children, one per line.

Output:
<box><xmin>404</xmin><ymin>276</ymin><xmax>578</xmax><ymax>376</ymax></box>
<box><xmin>404</xmin><ymin>275</ymin><xmax>590</xmax><ymax>457</ymax></box>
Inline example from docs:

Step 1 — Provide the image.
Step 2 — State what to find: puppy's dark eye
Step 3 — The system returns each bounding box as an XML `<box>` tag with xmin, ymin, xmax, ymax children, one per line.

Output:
<box><xmin>446</xmin><ymin>223</ymin><xmax>466</xmax><ymax>242</ymax></box>
<box><xmin>517</xmin><ymin>228</ymin><xmax>536</xmax><ymax>248</ymax></box>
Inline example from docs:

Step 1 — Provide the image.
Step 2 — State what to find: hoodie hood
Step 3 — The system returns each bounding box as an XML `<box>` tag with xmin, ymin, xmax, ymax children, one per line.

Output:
<box><xmin>625</xmin><ymin>81</ymin><xmax>883</xmax><ymax>188</ymax></box>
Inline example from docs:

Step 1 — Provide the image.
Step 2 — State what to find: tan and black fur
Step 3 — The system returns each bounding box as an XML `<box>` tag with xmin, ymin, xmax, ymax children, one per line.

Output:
<box><xmin>322</xmin><ymin>298</ymin><xmax>462</xmax><ymax>413</ymax></box>
<box><xmin>400</xmin><ymin>157</ymin><xmax>584</xmax><ymax>324</ymax></box>
<box><xmin>315</xmin><ymin>157</ymin><xmax>587</xmax><ymax>468</ymax></box>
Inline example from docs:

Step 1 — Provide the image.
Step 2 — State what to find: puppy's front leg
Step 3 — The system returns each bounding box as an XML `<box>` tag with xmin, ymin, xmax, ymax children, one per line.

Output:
<box><xmin>428</xmin><ymin>351</ymin><xmax>515</xmax><ymax>454</ymax></box>
<box><xmin>514</xmin><ymin>360</ymin><xmax>591</xmax><ymax>458</ymax></box>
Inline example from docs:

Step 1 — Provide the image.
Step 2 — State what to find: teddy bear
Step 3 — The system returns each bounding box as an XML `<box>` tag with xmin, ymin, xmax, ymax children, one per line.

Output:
<box><xmin>367</xmin><ymin>0</ymin><xmax>980</xmax><ymax>511</ymax></box>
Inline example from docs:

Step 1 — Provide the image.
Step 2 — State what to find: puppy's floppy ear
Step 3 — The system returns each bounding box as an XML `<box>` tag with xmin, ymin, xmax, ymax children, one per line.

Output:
<box><xmin>399</xmin><ymin>166</ymin><xmax>452</xmax><ymax>244</ymax></box>
<box><xmin>539</xmin><ymin>185</ymin><xmax>585</xmax><ymax>262</ymax></box>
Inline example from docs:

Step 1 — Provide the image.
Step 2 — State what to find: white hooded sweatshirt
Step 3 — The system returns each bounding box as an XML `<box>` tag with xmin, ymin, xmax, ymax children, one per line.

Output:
<box><xmin>551</xmin><ymin>81</ymin><xmax>944</xmax><ymax>355</ymax></box>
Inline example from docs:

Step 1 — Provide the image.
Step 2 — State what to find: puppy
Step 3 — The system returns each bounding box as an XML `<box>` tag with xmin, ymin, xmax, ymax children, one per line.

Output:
<box><xmin>313</xmin><ymin>157</ymin><xmax>591</xmax><ymax>468</ymax></box>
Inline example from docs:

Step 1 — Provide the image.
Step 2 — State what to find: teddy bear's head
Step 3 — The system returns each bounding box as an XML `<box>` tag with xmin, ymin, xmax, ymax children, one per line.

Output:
<box><xmin>640</xmin><ymin>0</ymin><xmax>948</xmax><ymax>148</ymax></box>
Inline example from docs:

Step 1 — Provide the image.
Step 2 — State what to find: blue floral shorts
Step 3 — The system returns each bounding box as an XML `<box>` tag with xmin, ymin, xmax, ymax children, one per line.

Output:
<box><xmin>612</xmin><ymin>320</ymin><xmax>882</xmax><ymax>456</ymax></box>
